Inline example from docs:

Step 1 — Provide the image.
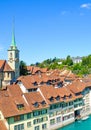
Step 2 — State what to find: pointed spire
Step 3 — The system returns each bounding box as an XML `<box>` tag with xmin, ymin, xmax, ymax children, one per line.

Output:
<box><xmin>11</xmin><ymin>19</ymin><xmax>16</xmax><ymax>47</ymax></box>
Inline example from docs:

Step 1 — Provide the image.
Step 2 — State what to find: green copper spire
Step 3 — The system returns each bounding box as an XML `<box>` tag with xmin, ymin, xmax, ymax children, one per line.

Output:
<box><xmin>11</xmin><ymin>19</ymin><xmax>16</xmax><ymax>47</ymax></box>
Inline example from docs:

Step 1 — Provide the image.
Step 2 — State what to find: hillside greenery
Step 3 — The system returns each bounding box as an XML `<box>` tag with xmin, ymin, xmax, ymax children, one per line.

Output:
<box><xmin>31</xmin><ymin>55</ymin><xmax>91</xmax><ymax>77</ymax></box>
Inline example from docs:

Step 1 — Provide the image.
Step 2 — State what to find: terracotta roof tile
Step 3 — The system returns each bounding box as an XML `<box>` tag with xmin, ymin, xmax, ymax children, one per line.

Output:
<box><xmin>0</xmin><ymin>120</ymin><xmax>7</xmax><ymax>130</ymax></box>
<box><xmin>3</xmin><ymin>62</ymin><xmax>13</xmax><ymax>71</ymax></box>
<box><xmin>39</xmin><ymin>85</ymin><xmax>76</xmax><ymax>104</ymax></box>
<box><xmin>67</xmin><ymin>79</ymin><xmax>86</xmax><ymax>94</ymax></box>
<box><xmin>27</xmin><ymin>66</ymin><xmax>48</xmax><ymax>74</ymax></box>
<box><xmin>0</xmin><ymin>85</ymin><xmax>31</xmax><ymax>117</ymax></box>
<box><xmin>24</xmin><ymin>92</ymin><xmax>49</xmax><ymax>111</ymax></box>
<box><xmin>0</xmin><ymin>60</ymin><xmax>6</xmax><ymax>70</ymax></box>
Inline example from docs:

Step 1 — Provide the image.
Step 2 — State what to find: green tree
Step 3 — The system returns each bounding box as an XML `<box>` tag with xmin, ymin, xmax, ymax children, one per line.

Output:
<box><xmin>62</xmin><ymin>55</ymin><xmax>73</xmax><ymax>66</ymax></box>
<box><xmin>20</xmin><ymin>61</ymin><xmax>28</xmax><ymax>75</ymax></box>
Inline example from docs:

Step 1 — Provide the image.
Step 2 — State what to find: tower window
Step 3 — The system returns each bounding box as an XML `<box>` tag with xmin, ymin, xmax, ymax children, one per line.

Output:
<box><xmin>16</xmin><ymin>52</ymin><xmax>18</xmax><ymax>58</ymax></box>
<box><xmin>10</xmin><ymin>52</ymin><xmax>12</xmax><ymax>58</ymax></box>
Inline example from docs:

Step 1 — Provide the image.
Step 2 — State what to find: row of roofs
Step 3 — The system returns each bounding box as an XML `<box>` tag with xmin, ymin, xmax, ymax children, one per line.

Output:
<box><xmin>0</xmin><ymin>68</ymin><xmax>91</xmax><ymax>129</ymax></box>
<box><xmin>0</xmin><ymin>80</ymin><xmax>83</xmax><ymax>118</ymax></box>
<box><xmin>0</xmin><ymin>68</ymin><xmax>91</xmax><ymax>116</ymax></box>
<box><xmin>17</xmin><ymin>68</ymin><xmax>78</xmax><ymax>89</ymax></box>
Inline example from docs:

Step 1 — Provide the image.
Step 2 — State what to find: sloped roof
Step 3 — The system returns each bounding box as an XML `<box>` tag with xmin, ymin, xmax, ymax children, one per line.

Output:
<box><xmin>27</xmin><ymin>66</ymin><xmax>48</xmax><ymax>74</ymax></box>
<box><xmin>0</xmin><ymin>120</ymin><xmax>7</xmax><ymax>130</ymax></box>
<box><xmin>24</xmin><ymin>91</ymin><xmax>49</xmax><ymax>111</ymax></box>
<box><xmin>3</xmin><ymin>62</ymin><xmax>13</xmax><ymax>72</ymax></box>
<box><xmin>0</xmin><ymin>60</ymin><xmax>13</xmax><ymax>72</ymax></box>
<box><xmin>39</xmin><ymin>85</ymin><xmax>77</xmax><ymax>104</ymax></box>
<box><xmin>67</xmin><ymin>79</ymin><xmax>86</xmax><ymax>94</ymax></box>
<box><xmin>0</xmin><ymin>60</ymin><xmax>6</xmax><ymax>70</ymax></box>
<box><xmin>0</xmin><ymin>84</ymin><xmax>31</xmax><ymax>118</ymax></box>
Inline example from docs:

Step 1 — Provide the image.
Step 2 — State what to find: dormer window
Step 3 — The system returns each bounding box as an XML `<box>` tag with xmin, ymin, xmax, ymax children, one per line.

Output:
<box><xmin>63</xmin><ymin>95</ymin><xmax>66</xmax><ymax>100</ymax></box>
<box><xmin>34</xmin><ymin>102</ymin><xmax>39</xmax><ymax>108</ymax></box>
<box><xmin>49</xmin><ymin>96</ymin><xmax>54</xmax><ymax>102</ymax></box>
<box><xmin>17</xmin><ymin>104</ymin><xmax>24</xmax><ymax>110</ymax></box>
<box><xmin>46</xmin><ymin>80</ymin><xmax>51</xmax><ymax>85</ymax></box>
<box><xmin>33</xmin><ymin>82</ymin><xmax>38</xmax><ymax>86</ymax></box>
<box><xmin>56</xmin><ymin>95</ymin><xmax>60</xmax><ymax>101</ymax></box>
<box><xmin>40</xmin><ymin>81</ymin><xmax>44</xmax><ymax>85</ymax></box>
<box><xmin>52</xmin><ymin>80</ymin><xmax>55</xmax><ymax>83</ymax></box>
<box><xmin>57</xmin><ymin>82</ymin><xmax>63</xmax><ymax>88</ymax></box>
<box><xmin>41</xmin><ymin>100</ymin><xmax>46</xmax><ymax>106</ymax></box>
<box><xmin>69</xmin><ymin>94</ymin><xmax>72</xmax><ymax>98</ymax></box>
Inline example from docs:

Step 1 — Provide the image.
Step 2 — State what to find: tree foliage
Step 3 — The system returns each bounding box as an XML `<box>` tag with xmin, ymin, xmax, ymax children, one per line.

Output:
<box><xmin>62</xmin><ymin>55</ymin><xmax>73</xmax><ymax>66</ymax></box>
<box><xmin>29</xmin><ymin>54</ymin><xmax>91</xmax><ymax>77</ymax></box>
<box><xmin>20</xmin><ymin>60</ymin><xmax>28</xmax><ymax>76</ymax></box>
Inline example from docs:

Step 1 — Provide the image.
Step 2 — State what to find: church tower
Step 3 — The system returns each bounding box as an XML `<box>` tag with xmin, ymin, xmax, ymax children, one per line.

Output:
<box><xmin>8</xmin><ymin>26</ymin><xmax>20</xmax><ymax>80</ymax></box>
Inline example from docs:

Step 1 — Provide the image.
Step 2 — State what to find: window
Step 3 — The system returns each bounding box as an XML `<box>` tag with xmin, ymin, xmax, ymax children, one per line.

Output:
<box><xmin>27</xmin><ymin>113</ymin><xmax>31</xmax><ymax>119</ymax></box>
<box><xmin>14</xmin><ymin>115</ymin><xmax>24</xmax><ymax>122</ymax></box>
<box><xmin>33</xmin><ymin>117</ymin><xmax>48</xmax><ymax>125</ymax></box>
<box><xmin>62</xmin><ymin>103</ymin><xmax>68</xmax><ymax>108</ymax></box>
<box><xmin>41</xmin><ymin>109</ymin><xmax>47</xmax><ymax>114</ymax></box>
<box><xmin>41</xmin><ymin>101</ymin><xmax>46</xmax><ymax>106</ymax></box>
<box><xmin>43</xmin><ymin>116</ymin><xmax>48</xmax><ymax>121</ymax></box>
<box><xmin>40</xmin><ymin>81</ymin><xmax>44</xmax><ymax>85</ymax></box>
<box><xmin>56</xmin><ymin>117</ymin><xmax>61</xmax><ymax>123</ymax></box>
<box><xmin>63</xmin><ymin>114</ymin><xmax>73</xmax><ymax>121</ymax></box>
<box><xmin>10</xmin><ymin>52</ymin><xmax>12</xmax><ymax>58</ymax></box>
<box><xmin>56</xmin><ymin>95</ymin><xmax>60</xmax><ymax>101</ymax></box>
<box><xmin>17</xmin><ymin>104</ymin><xmax>24</xmax><ymax>110</ymax></box>
<box><xmin>16</xmin><ymin>52</ymin><xmax>18</xmax><ymax>58</ymax></box>
<box><xmin>14</xmin><ymin>116</ymin><xmax>20</xmax><ymax>122</ymax></box>
<box><xmin>34</xmin><ymin>102</ymin><xmax>39</xmax><ymax>108</ymax></box>
<box><xmin>33</xmin><ymin>82</ymin><xmax>38</xmax><ymax>86</ymax></box>
<box><xmin>69</xmin><ymin>102</ymin><xmax>73</xmax><ymax>106</ymax></box>
<box><xmin>33</xmin><ymin>119</ymin><xmax>40</xmax><ymax>124</ymax></box>
<box><xmin>14</xmin><ymin>124</ymin><xmax>24</xmax><ymax>130</ymax></box>
<box><xmin>42</xmin><ymin>123</ymin><xmax>47</xmax><ymax>130</ymax></box>
<box><xmin>27</xmin><ymin>122</ymin><xmax>31</xmax><ymax>128</ymax></box>
<box><xmin>34</xmin><ymin>126</ymin><xmax>40</xmax><ymax>130</ymax></box>
<box><xmin>63</xmin><ymin>95</ymin><xmax>66</xmax><ymax>100</ymax></box>
<box><xmin>50</xmin><ymin>119</ymin><xmax>55</xmax><ymax>125</ymax></box>
<box><xmin>46</xmin><ymin>80</ymin><xmax>51</xmax><ymax>85</ymax></box>
<box><xmin>33</xmin><ymin>111</ymin><xmax>40</xmax><ymax>116</ymax></box>
<box><xmin>49</xmin><ymin>96</ymin><xmax>54</xmax><ymax>102</ymax></box>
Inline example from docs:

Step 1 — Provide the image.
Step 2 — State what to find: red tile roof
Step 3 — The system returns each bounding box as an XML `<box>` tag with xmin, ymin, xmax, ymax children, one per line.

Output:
<box><xmin>3</xmin><ymin>62</ymin><xmax>13</xmax><ymax>71</ymax></box>
<box><xmin>67</xmin><ymin>79</ymin><xmax>86</xmax><ymax>94</ymax></box>
<box><xmin>24</xmin><ymin>91</ymin><xmax>49</xmax><ymax>111</ymax></box>
<box><xmin>0</xmin><ymin>120</ymin><xmax>7</xmax><ymax>130</ymax></box>
<box><xmin>0</xmin><ymin>60</ymin><xmax>6</xmax><ymax>70</ymax></box>
<box><xmin>39</xmin><ymin>85</ymin><xmax>77</xmax><ymax>104</ymax></box>
<box><xmin>0</xmin><ymin>85</ymin><xmax>31</xmax><ymax>117</ymax></box>
<box><xmin>27</xmin><ymin>66</ymin><xmax>48</xmax><ymax>74</ymax></box>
